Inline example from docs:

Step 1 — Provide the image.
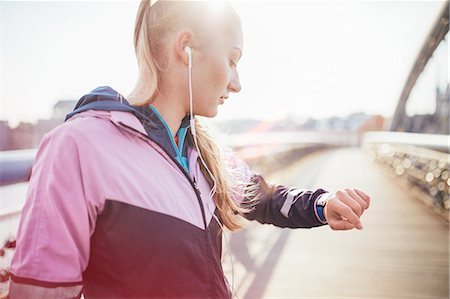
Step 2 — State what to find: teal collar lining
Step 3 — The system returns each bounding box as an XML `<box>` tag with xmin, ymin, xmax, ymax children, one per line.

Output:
<box><xmin>149</xmin><ymin>105</ymin><xmax>190</xmax><ymax>173</ymax></box>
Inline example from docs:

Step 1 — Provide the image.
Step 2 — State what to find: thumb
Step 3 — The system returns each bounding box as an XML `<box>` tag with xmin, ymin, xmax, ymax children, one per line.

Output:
<box><xmin>328</xmin><ymin>218</ymin><xmax>357</xmax><ymax>231</ymax></box>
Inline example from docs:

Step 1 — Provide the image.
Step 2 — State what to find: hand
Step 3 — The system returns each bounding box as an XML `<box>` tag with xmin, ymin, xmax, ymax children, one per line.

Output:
<box><xmin>324</xmin><ymin>189</ymin><xmax>371</xmax><ymax>231</ymax></box>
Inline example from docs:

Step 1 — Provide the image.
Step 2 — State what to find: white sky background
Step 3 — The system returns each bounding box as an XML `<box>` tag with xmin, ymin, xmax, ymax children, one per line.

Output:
<box><xmin>1</xmin><ymin>0</ymin><xmax>446</xmax><ymax>127</ymax></box>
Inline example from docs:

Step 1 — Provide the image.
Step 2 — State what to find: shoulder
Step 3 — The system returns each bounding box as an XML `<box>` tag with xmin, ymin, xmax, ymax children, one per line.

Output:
<box><xmin>46</xmin><ymin>110</ymin><xmax>125</xmax><ymax>144</ymax></box>
<box><xmin>37</xmin><ymin>111</ymin><xmax>135</xmax><ymax>162</ymax></box>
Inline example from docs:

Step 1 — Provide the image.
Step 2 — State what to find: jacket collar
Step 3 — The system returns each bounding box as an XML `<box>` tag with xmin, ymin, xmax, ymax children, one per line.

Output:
<box><xmin>66</xmin><ymin>86</ymin><xmax>192</xmax><ymax>170</ymax></box>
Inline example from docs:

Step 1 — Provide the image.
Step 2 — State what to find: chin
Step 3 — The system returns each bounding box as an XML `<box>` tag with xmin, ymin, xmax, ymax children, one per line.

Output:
<box><xmin>199</xmin><ymin>107</ymin><xmax>219</xmax><ymax>118</ymax></box>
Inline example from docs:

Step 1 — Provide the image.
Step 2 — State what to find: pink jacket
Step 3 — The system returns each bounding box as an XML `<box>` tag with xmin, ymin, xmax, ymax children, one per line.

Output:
<box><xmin>10</xmin><ymin>86</ymin><xmax>328</xmax><ymax>298</ymax></box>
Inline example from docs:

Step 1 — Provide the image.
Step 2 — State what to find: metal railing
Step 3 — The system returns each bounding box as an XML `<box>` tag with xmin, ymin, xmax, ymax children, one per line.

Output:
<box><xmin>362</xmin><ymin>131</ymin><xmax>449</xmax><ymax>221</ymax></box>
<box><xmin>0</xmin><ymin>149</ymin><xmax>36</xmax><ymax>187</ymax></box>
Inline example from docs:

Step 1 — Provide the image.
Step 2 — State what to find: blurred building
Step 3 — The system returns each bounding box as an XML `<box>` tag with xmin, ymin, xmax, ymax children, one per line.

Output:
<box><xmin>2</xmin><ymin>100</ymin><xmax>76</xmax><ymax>150</ymax></box>
<box><xmin>53</xmin><ymin>100</ymin><xmax>77</xmax><ymax>120</ymax></box>
<box><xmin>298</xmin><ymin>112</ymin><xmax>374</xmax><ymax>131</ymax></box>
<box><xmin>403</xmin><ymin>87</ymin><xmax>449</xmax><ymax>134</ymax></box>
<box><xmin>215</xmin><ymin>112</ymin><xmax>382</xmax><ymax>137</ymax></box>
<box><xmin>0</xmin><ymin>121</ymin><xmax>12</xmax><ymax>150</ymax></box>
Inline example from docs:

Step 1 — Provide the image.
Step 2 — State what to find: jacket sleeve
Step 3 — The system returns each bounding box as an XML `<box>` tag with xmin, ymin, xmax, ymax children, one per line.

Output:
<box><xmin>9</xmin><ymin>125</ymin><xmax>97</xmax><ymax>298</ymax></box>
<box><xmin>243</xmin><ymin>173</ymin><xmax>329</xmax><ymax>228</ymax></box>
<box><xmin>227</xmin><ymin>150</ymin><xmax>329</xmax><ymax>228</ymax></box>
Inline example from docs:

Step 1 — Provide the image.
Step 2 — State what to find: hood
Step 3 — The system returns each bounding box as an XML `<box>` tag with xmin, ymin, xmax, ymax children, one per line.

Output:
<box><xmin>65</xmin><ymin>86</ymin><xmax>137</xmax><ymax>121</ymax></box>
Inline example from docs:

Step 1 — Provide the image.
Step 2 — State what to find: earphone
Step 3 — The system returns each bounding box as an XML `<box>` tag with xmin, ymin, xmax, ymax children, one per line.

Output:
<box><xmin>183</xmin><ymin>45</ymin><xmax>218</xmax><ymax>210</ymax></box>
<box><xmin>183</xmin><ymin>46</ymin><xmax>192</xmax><ymax>69</ymax></box>
<box><xmin>184</xmin><ymin>46</ymin><xmax>196</xmax><ymax>138</ymax></box>
<box><xmin>183</xmin><ymin>46</ymin><xmax>238</xmax><ymax>299</ymax></box>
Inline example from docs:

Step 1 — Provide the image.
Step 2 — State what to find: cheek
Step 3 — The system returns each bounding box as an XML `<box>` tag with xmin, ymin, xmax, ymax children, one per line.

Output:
<box><xmin>196</xmin><ymin>61</ymin><xmax>227</xmax><ymax>116</ymax></box>
<box><xmin>209</xmin><ymin>59</ymin><xmax>230</xmax><ymax>88</ymax></box>
<box><xmin>192</xmin><ymin>53</ymin><xmax>230</xmax><ymax>109</ymax></box>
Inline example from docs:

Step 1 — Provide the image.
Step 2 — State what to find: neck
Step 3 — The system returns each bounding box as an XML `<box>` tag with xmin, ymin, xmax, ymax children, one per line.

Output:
<box><xmin>151</xmin><ymin>98</ymin><xmax>186</xmax><ymax>138</ymax></box>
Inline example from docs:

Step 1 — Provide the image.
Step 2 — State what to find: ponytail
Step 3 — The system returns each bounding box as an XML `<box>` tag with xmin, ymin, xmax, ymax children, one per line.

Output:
<box><xmin>127</xmin><ymin>0</ymin><xmax>161</xmax><ymax>106</ymax></box>
<box><xmin>194</xmin><ymin>118</ymin><xmax>258</xmax><ymax>231</ymax></box>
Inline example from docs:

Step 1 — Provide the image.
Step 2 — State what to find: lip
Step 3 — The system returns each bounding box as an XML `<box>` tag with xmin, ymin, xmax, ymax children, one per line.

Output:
<box><xmin>219</xmin><ymin>95</ymin><xmax>229</xmax><ymax>105</ymax></box>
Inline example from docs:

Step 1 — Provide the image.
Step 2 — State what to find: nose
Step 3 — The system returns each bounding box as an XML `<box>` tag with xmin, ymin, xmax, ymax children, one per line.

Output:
<box><xmin>228</xmin><ymin>70</ymin><xmax>241</xmax><ymax>93</ymax></box>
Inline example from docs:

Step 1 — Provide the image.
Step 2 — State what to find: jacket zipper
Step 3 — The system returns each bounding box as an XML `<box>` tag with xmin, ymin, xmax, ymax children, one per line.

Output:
<box><xmin>193</xmin><ymin>176</ymin><xmax>216</xmax><ymax>299</ymax></box>
<box><xmin>119</xmin><ymin>120</ymin><xmax>218</xmax><ymax>298</ymax></box>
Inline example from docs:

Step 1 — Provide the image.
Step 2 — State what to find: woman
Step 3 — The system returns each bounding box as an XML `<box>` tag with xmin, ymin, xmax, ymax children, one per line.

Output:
<box><xmin>9</xmin><ymin>1</ymin><xmax>370</xmax><ymax>298</ymax></box>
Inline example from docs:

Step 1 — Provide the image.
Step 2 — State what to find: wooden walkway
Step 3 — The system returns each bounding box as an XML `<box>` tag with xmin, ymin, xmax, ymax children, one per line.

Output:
<box><xmin>223</xmin><ymin>148</ymin><xmax>449</xmax><ymax>299</ymax></box>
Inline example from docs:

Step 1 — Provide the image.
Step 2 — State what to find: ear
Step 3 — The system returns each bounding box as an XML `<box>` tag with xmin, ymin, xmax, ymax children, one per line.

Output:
<box><xmin>175</xmin><ymin>30</ymin><xmax>193</xmax><ymax>66</ymax></box>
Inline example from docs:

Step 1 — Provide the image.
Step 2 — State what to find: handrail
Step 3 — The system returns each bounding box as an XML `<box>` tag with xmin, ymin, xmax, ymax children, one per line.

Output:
<box><xmin>0</xmin><ymin>149</ymin><xmax>36</xmax><ymax>186</ymax></box>
<box><xmin>224</xmin><ymin>131</ymin><xmax>355</xmax><ymax>147</ymax></box>
<box><xmin>0</xmin><ymin>207</ymin><xmax>22</xmax><ymax>221</ymax></box>
<box><xmin>362</xmin><ymin>131</ymin><xmax>449</xmax><ymax>221</ymax></box>
<box><xmin>362</xmin><ymin>131</ymin><xmax>449</xmax><ymax>152</ymax></box>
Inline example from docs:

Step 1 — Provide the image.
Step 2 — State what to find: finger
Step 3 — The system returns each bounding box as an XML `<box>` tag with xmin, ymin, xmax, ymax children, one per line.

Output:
<box><xmin>354</xmin><ymin>189</ymin><xmax>371</xmax><ymax>208</ymax></box>
<box><xmin>328</xmin><ymin>218</ymin><xmax>356</xmax><ymax>231</ymax></box>
<box><xmin>334</xmin><ymin>201</ymin><xmax>363</xmax><ymax>230</ymax></box>
<box><xmin>336</xmin><ymin>190</ymin><xmax>363</xmax><ymax>217</ymax></box>
<box><xmin>345</xmin><ymin>188</ymin><xmax>369</xmax><ymax>212</ymax></box>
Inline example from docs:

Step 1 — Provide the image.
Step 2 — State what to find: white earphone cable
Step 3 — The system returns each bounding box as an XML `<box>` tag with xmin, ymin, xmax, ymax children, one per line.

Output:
<box><xmin>186</xmin><ymin>47</ymin><xmax>238</xmax><ymax>299</ymax></box>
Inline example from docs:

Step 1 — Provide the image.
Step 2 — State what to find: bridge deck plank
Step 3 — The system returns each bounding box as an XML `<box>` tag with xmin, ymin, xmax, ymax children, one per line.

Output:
<box><xmin>226</xmin><ymin>148</ymin><xmax>449</xmax><ymax>299</ymax></box>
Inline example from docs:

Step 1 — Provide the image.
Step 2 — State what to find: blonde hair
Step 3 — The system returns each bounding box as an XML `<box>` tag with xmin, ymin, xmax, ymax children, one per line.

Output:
<box><xmin>128</xmin><ymin>0</ymin><xmax>257</xmax><ymax>231</ymax></box>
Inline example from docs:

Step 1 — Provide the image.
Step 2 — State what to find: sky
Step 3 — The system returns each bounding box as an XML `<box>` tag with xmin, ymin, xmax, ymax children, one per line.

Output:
<box><xmin>1</xmin><ymin>0</ymin><xmax>447</xmax><ymax>127</ymax></box>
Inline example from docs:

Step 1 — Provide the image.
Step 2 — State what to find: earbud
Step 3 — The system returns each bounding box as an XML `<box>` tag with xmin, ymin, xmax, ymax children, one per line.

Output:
<box><xmin>183</xmin><ymin>46</ymin><xmax>192</xmax><ymax>68</ymax></box>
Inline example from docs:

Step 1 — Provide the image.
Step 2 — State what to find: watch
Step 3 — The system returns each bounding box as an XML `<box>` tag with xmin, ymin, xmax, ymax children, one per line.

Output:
<box><xmin>315</xmin><ymin>192</ymin><xmax>333</xmax><ymax>223</ymax></box>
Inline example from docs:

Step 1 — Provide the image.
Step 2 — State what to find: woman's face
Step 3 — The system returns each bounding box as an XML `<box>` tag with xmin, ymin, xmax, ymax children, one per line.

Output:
<box><xmin>191</xmin><ymin>21</ymin><xmax>243</xmax><ymax>117</ymax></box>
